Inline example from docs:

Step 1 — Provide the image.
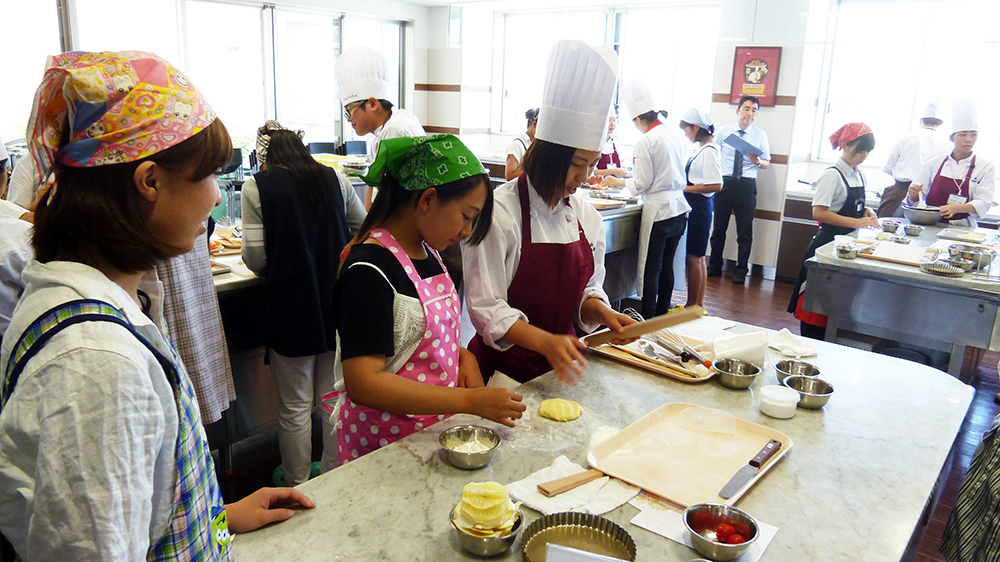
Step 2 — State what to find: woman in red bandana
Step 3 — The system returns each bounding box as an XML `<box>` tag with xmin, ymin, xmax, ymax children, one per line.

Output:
<box><xmin>787</xmin><ymin>123</ymin><xmax>880</xmax><ymax>339</ymax></box>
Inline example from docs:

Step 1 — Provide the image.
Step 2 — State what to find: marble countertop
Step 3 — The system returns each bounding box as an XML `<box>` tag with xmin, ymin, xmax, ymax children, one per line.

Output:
<box><xmin>811</xmin><ymin>223</ymin><xmax>1000</xmax><ymax>296</ymax></box>
<box><xmin>210</xmin><ymin>253</ymin><xmax>261</xmax><ymax>294</ymax></box>
<box><xmin>231</xmin><ymin>319</ymin><xmax>973</xmax><ymax>561</ymax></box>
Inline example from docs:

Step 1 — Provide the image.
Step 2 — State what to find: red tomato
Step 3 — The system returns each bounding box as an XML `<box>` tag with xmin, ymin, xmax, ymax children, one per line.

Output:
<box><xmin>727</xmin><ymin>533</ymin><xmax>746</xmax><ymax>545</ymax></box>
<box><xmin>731</xmin><ymin>521</ymin><xmax>752</xmax><ymax>539</ymax></box>
<box><xmin>691</xmin><ymin>510</ymin><xmax>714</xmax><ymax>530</ymax></box>
<box><xmin>715</xmin><ymin>524</ymin><xmax>735</xmax><ymax>541</ymax></box>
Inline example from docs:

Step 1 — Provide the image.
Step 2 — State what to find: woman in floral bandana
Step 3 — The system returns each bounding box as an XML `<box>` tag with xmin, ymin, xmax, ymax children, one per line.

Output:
<box><xmin>330</xmin><ymin>134</ymin><xmax>526</xmax><ymax>464</ymax></box>
<box><xmin>0</xmin><ymin>51</ymin><xmax>313</xmax><ymax>562</ymax></box>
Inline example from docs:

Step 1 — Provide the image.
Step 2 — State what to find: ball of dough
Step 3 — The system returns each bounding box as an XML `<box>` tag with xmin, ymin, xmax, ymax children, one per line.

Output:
<box><xmin>538</xmin><ymin>399</ymin><xmax>583</xmax><ymax>422</ymax></box>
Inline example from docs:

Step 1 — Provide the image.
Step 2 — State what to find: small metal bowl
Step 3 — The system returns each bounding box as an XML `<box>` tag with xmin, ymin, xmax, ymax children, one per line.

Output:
<box><xmin>903</xmin><ymin>224</ymin><xmax>925</xmax><ymax>236</ymax></box>
<box><xmin>782</xmin><ymin>375</ymin><xmax>835</xmax><ymax>409</ymax></box>
<box><xmin>887</xmin><ymin>235</ymin><xmax>911</xmax><ymax>245</ymax></box>
<box><xmin>948</xmin><ymin>257</ymin><xmax>975</xmax><ymax>272</ymax></box>
<box><xmin>835</xmin><ymin>244</ymin><xmax>857</xmax><ymax>259</ymax></box>
<box><xmin>774</xmin><ymin>360</ymin><xmax>821</xmax><ymax>385</ymax></box>
<box><xmin>713</xmin><ymin>359</ymin><xmax>761</xmax><ymax>390</ymax></box>
<box><xmin>439</xmin><ymin>425</ymin><xmax>500</xmax><ymax>470</ymax></box>
<box><xmin>451</xmin><ymin>507</ymin><xmax>523</xmax><ymax>557</ymax></box>
<box><xmin>880</xmin><ymin>220</ymin><xmax>900</xmax><ymax>233</ymax></box>
<box><xmin>683</xmin><ymin>503</ymin><xmax>759</xmax><ymax>562</ymax></box>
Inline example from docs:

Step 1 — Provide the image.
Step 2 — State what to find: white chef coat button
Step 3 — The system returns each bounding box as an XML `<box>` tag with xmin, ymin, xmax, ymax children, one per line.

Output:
<box><xmin>565</xmin><ymin>213</ymin><xmax>573</xmax><ymax>222</ymax></box>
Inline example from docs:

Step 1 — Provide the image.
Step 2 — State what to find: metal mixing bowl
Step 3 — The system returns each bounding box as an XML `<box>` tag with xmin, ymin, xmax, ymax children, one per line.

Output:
<box><xmin>903</xmin><ymin>224</ymin><xmax>925</xmax><ymax>236</ymax></box>
<box><xmin>783</xmin><ymin>375</ymin><xmax>835</xmax><ymax>409</ymax></box>
<box><xmin>948</xmin><ymin>257</ymin><xmax>975</xmax><ymax>272</ymax></box>
<box><xmin>683</xmin><ymin>503</ymin><xmax>759</xmax><ymax>562</ymax></box>
<box><xmin>902</xmin><ymin>204</ymin><xmax>942</xmax><ymax>225</ymax></box>
<box><xmin>713</xmin><ymin>359</ymin><xmax>761</xmax><ymax>389</ymax></box>
<box><xmin>439</xmin><ymin>425</ymin><xmax>500</xmax><ymax>469</ymax></box>
<box><xmin>451</xmin><ymin>507</ymin><xmax>522</xmax><ymax>556</ymax></box>
<box><xmin>774</xmin><ymin>360</ymin><xmax>821</xmax><ymax>385</ymax></box>
<box><xmin>950</xmin><ymin>245</ymin><xmax>996</xmax><ymax>270</ymax></box>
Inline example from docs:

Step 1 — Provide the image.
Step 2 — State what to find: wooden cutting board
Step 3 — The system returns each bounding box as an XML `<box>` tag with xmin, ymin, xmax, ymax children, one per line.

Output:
<box><xmin>857</xmin><ymin>243</ymin><xmax>933</xmax><ymax>267</ymax></box>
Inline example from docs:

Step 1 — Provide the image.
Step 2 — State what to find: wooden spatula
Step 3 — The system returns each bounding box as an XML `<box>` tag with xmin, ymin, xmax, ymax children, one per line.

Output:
<box><xmin>536</xmin><ymin>469</ymin><xmax>605</xmax><ymax>498</ymax></box>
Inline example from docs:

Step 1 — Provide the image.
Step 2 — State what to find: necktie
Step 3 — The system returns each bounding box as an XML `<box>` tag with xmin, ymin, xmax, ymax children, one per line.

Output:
<box><xmin>733</xmin><ymin>130</ymin><xmax>744</xmax><ymax>179</ymax></box>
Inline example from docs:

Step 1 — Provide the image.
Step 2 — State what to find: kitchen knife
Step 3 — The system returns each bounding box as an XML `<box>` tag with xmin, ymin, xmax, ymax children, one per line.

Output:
<box><xmin>718</xmin><ymin>439</ymin><xmax>781</xmax><ymax>499</ymax></box>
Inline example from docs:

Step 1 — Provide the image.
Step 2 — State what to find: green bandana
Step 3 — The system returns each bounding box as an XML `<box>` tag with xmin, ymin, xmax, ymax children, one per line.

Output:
<box><xmin>361</xmin><ymin>134</ymin><xmax>488</xmax><ymax>191</ymax></box>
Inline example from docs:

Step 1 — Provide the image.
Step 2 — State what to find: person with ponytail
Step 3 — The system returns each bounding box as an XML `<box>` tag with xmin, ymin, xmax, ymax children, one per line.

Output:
<box><xmin>241</xmin><ymin>120</ymin><xmax>365</xmax><ymax>486</ymax></box>
<box><xmin>330</xmin><ymin>134</ymin><xmax>525</xmax><ymax>464</ymax></box>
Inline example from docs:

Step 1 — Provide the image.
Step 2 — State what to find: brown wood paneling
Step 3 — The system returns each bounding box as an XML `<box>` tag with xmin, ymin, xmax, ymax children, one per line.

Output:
<box><xmin>775</xmin><ymin>95</ymin><xmax>796</xmax><ymax>106</ymax></box>
<box><xmin>783</xmin><ymin>198</ymin><xmax>814</xmax><ymax>220</ymax></box>
<box><xmin>712</xmin><ymin>93</ymin><xmax>730</xmax><ymax>103</ymax></box>
<box><xmin>769</xmin><ymin>154</ymin><xmax>788</xmax><ymax>165</ymax></box>
<box><xmin>753</xmin><ymin>209</ymin><xmax>781</xmax><ymax>221</ymax></box>
<box><xmin>415</xmin><ymin>84</ymin><xmax>460</xmax><ymax>92</ymax></box>
<box><xmin>422</xmin><ymin>125</ymin><xmax>460</xmax><ymax>134</ymax></box>
<box><xmin>776</xmin><ymin>220</ymin><xmax>818</xmax><ymax>281</ymax></box>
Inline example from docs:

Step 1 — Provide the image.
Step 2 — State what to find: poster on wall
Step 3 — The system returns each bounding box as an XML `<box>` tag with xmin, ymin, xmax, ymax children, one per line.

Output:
<box><xmin>730</xmin><ymin>47</ymin><xmax>781</xmax><ymax>106</ymax></box>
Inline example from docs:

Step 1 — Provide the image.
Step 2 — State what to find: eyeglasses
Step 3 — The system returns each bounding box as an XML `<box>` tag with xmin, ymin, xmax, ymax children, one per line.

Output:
<box><xmin>344</xmin><ymin>101</ymin><xmax>365</xmax><ymax>119</ymax></box>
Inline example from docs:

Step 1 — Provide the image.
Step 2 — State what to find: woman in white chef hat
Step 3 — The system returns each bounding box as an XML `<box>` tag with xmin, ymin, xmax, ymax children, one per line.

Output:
<box><xmin>906</xmin><ymin>96</ymin><xmax>996</xmax><ymax>227</ymax></box>
<box><xmin>603</xmin><ymin>79</ymin><xmax>691</xmax><ymax>320</ymax></box>
<box><xmin>335</xmin><ymin>46</ymin><xmax>426</xmax><ymax>210</ymax></box>
<box><xmin>678</xmin><ymin>108</ymin><xmax>723</xmax><ymax>310</ymax></box>
<box><xmin>463</xmin><ymin>40</ymin><xmax>637</xmax><ymax>385</ymax></box>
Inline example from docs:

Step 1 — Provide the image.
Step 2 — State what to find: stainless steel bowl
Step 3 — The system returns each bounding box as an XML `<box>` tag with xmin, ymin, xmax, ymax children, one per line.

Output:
<box><xmin>783</xmin><ymin>375</ymin><xmax>835</xmax><ymax>409</ymax></box>
<box><xmin>888</xmin><ymin>236</ymin><xmax>911</xmax><ymax>245</ymax></box>
<box><xmin>774</xmin><ymin>360</ymin><xmax>821</xmax><ymax>385</ymax></box>
<box><xmin>451</xmin><ymin>508</ymin><xmax>522</xmax><ymax>556</ymax></box>
<box><xmin>439</xmin><ymin>425</ymin><xmax>500</xmax><ymax>469</ymax></box>
<box><xmin>683</xmin><ymin>503</ymin><xmax>759</xmax><ymax>562</ymax></box>
<box><xmin>950</xmin><ymin>245</ymin><xmax>996</xmax><ymax>270</ymax></box>
<box><xmin>948</xmin><ymin>257</ymin><xmax>975</xmax><ymax>272</ymax></box>
<box><xmin>903</xmin><ymin>224</ymin><xmax>925</xmax><ymax>236</ymax></box>
<box><xmin>713</xmin><ymin>359</ymin><xmax>761</xmax><ymax>390</ymax></box>
<box><xmin>880</xmin><ymin>220</ymin><xmax>900</xmax><ymax>233</ymax></box>
<box><xmin>835</xmin><ymin>244</ymin><xmax>857</xmax><ymax>259</ymax></box>
<box><xmin>902</xmin><ymin>204</ymin><xmax>942</xmax><ymax>225</ymax></box>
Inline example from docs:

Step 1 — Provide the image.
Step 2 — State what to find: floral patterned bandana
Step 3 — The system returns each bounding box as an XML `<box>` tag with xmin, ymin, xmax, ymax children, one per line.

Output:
<box><xmin>360</xmin><ymin>134</ymin><xmax>488</xmax><ymax>192</ymax></box>
<box><xmin>829</xmin><ymin>122</ymin><xmax>873</xmax><ymax>149</ymax></box>
<box><xmin>26</xmin><ymin>51</ymin><xmax>216</xmax><ymax>184</ymax></box>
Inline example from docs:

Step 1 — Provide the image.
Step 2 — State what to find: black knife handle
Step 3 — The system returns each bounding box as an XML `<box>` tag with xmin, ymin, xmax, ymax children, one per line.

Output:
<box><xmin>749</xmin><ymin>439</ymin><xmax>782</xmax><ymax>468</ymax></box>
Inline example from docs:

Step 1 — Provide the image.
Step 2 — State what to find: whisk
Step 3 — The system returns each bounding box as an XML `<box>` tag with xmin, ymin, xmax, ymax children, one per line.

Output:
<box><xmin>658</xmin><ymin>328</ymin><xmax>711</xmax><ymax>368</ymax></box>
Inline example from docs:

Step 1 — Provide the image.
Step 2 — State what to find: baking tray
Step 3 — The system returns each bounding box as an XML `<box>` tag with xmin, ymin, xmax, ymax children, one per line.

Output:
<box><xmin>210</xmin><ymin>261</ymin><xmax>232</xmax><ymax>275</ymax></box>
<box><xmin>937</xmin><ymin>228</ymin><xmax>988</xmax><ymax>244</ymax></box>
<box><xmin>587</xmin><ymin>403</ymin><xmax>792</xmax><ymax>507</ymax></box>
<box><xmin>590</xmin><ymin>339</ymin><xmax>714</xmax><ymax>383</ymax></box>
<box><xmin>584</xmin><ymin>197</ymin><xmax>625</xmax><ymax>210</ymax></box>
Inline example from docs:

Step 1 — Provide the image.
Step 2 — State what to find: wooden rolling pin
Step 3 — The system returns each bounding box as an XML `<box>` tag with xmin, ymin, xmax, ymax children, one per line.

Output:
<box><xmin>536</xmin><ymin>469</ymin><xmax>605</xmax><ymax>497</ymax></box>
<box><xmin>583</xmin><ymin>306</ymin><xmax>704</xmax><ymax>347</ymax></box>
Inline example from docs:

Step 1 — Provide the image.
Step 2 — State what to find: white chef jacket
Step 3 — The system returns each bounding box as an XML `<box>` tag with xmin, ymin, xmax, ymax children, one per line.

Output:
<box><xmin>369</xmin><ymin>107</ymin><xmax>426</xmax><ymax>162</ymax></box>
<box><xmin>0</xmin><ymin>199</ymin><xmax>27</xmax><ymax>219</ymax></box>
<box><xmin>0</xmin><ymin>215</ymin><xmax>32</xmax><ymax>337</ymax></box>
<box><xmin>625</xmin><ymin>122</ymin><xmax>692</xmax><ymax>221</ymax></box>
<box><xmin>0</xmin><ymin>261</ymin><xmax>179</xmax><ymax>561</ymax></box>
<box><xmin>882</xmin><ymin>127</ymin><xmax>950</xmax><ymax>182</ymax></box>
<box><xmin>813</xmin><ymin>157</ymin><xmax>865</xmax><ymax>212</ymax></box>
<box><xmin>7</xmin><ymin>153</ymin><xmax>40</xmax><ymax>208</ymax></box>
<box><xmin>717</xmin><ymin>122</ymin><xmax>771</xmax><ymax>179</ymax></box>
<box><xmin>463</xmin><ymin>178</ymin><xmax>610</xmax><ymax>350</ymax></box>
<box><xmin>0</xmin><ymin>134</ymin><xmax>7</xmax><ymax>162</ymax></box>
<box><xmin>686</xmin><ymin>143</ymin><xmax>723</xmax><ymax>200</ymax></box>
<box><xmin>505</xmin><ymin>132</ymin><xmax>531</xmax><ymax>165</ymax></box>
<box><xmin>912</xmin><ymin>152</ymin><xmax>996</xmax><ymax>225</ymax></box>
<box><xmin>241</xmin><ymin>168</ymin><xmax>366</xmax><ymax>274</ymax></box>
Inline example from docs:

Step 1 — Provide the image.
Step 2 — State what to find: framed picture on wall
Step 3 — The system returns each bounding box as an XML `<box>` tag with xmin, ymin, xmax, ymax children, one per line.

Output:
<box><xmin>730</xmin><ymin>46</ymin><xmax>781</xmax><ymax>106</ymax></box>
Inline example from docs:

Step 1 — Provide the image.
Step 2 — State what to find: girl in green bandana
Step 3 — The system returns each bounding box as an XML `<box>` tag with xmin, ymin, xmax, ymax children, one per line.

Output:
<box><xmin>330</xmin><ymin>134</ymin><xmax>526</xmax><ymax>464</ymax></box>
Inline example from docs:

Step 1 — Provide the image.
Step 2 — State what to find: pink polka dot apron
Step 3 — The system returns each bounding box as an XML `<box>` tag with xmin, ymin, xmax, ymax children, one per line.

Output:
<box><xmin>336</xmin><ymin>228</ymin><xmax>461</xmax><ymax>464</ymax></box>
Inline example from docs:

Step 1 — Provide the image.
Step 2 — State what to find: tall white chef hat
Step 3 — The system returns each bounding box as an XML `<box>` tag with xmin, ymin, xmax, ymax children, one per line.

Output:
<box><xmin>335</xmin><ymin>46</ymin><xmax>393</xmax><ymax>106</ymax></box>
<box><xmin>951</xmin><ymin>96</ymin><xmax>978</xmax><ymax>134</ymax></box>
<box><xmin>621</xmin><ymin>78</ymin><xmax>656</xmax><ymax>122</ymax></box>
<box><xmin>921</xmin><ymin>98</ymin><xmax>943</xmax><ymax>120</ymax></box>
<box><xmin>535</xmin><ymin>40</ymin><xmax>619</xmax><ymax>152</ymax></box>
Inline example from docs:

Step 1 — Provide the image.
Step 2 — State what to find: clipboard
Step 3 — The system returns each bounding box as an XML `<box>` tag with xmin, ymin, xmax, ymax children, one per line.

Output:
<box><xmin>723</xmin><ymin>133</ymin><xmax>763</xmax><ymax>157</ymax></box>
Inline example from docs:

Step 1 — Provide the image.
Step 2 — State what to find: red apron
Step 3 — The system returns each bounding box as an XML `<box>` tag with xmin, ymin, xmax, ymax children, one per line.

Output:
<box><xmin>925</xmin><ymin>155</ymin><xmax>976</xmax><ymax>222</ymax></box>
<box><xmin>334</xmin><ymin>228</ymin><xmax>460</xmax><ymax>464</ymax></box>
<box><xmin>468</xmin><ymin>174</ymin><xmax>595</xmax><ymax>383</ymax></box>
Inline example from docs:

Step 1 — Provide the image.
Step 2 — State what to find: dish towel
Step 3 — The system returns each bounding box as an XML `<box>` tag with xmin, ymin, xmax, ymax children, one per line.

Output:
<box><xmin>768</xmin><ymin>328</ymin><xmax>817</xmax><ymax>358</ymax></box>
<box><xmin>506</xmin><ymin>456</ymin><xmax>640</xmax><ymax>516</ymax></box>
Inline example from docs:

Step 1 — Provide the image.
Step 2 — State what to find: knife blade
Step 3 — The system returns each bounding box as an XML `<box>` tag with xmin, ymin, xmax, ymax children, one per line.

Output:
<box><xmin>719</xmin><ymin>439</ymin><xmax>782</xmax><ymax>499</ymax></box>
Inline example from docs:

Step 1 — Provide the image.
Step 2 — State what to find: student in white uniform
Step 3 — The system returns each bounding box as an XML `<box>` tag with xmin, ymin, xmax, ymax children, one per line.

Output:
<box><xmin>0</xmin><ymin>214</ymin><xmax>31</xmax><ymax>341</ymax></box>
<box><xmin>505</xmin><ymin>108</ymin><xmax>538</xmax><ymax>180</ymax></box>
<box><xmin>463</xmin><ymin>41</ymin><xmax>636</xmax><ymax>385</ymax></box>
<box><xmin>679</xmin><ymin>108</ymin><xmax>722</xmax><ymax>310</ymax></box>
<box><xmin>878</xmin><ymin>99</ymin><xmax>950</xmax><ymax>217</ymax></box>
<box><xmin>907</xmin><ymin>96</ymin><xmax>995</xmax><ymax>228</ymax></box>
<box><xmin>604</xmin><ymin>79</ymin><xmax>690</xmax><ymax>319</ymax></box>
<box><xmin>335</xmin><ymin>46</ymin><xmax>426</xmax><ymax>211</ymax></box>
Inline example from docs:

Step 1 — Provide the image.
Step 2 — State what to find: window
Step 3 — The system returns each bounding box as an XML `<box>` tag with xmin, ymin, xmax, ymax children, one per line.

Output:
<box><xmin>613</xmin><ymin>4</ymin><xmax>721</xmax><ymax>148</ymax></box>
<box><xmin>820</xmin><ymin>0</ymin><xmax>1000</xmax><ymax>166</ymax></box>
<box><xmin>273</xmin><ymin>10</ymin><xmax>342</xmax><ymax>145</ymax></box>
<box><xmin>0</xmin><ymin>1</ymin><xmax>60</xmax><ymax>145</ymax></box>
<box><xmin>499</xmin><ymin>11</ymin><xmax>610</xmax><ymax>135</ymax></box>
<box><xmin>182</xmin><ymin>1</ymin><xmax>266</xmax><ymax>157</ymax></box>
<box><xmin>340</xmin><ymin>16</ymin><xmax>403</xmax><ymax>143</ymax></box>
<box><xmin>75</xmin><ymin>0</ymin><xmax>180</xmax><ymax>64</ymax></box>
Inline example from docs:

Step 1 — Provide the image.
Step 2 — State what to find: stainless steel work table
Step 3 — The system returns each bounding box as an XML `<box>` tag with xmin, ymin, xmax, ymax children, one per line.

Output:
<box><xmin>231</xmin><ymin>319</ymin><xmax>972</xmax><ymax>561</ymax></box>
<box><xmin>803</xmin><ymin>224</ymin><xmax>1000</xmax><ymax>379</ymax></box>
